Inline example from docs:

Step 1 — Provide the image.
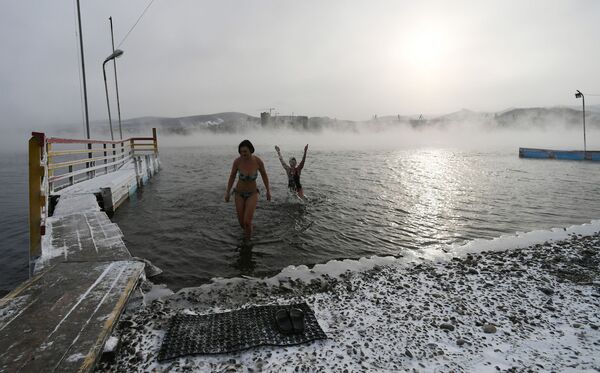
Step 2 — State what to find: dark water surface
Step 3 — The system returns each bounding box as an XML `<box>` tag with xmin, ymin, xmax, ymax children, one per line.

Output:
<box><xmin>0</xmin><ymin>153</ymin><xmax>29</xmax><ymax>294</ymax></box>
<box><xmin>111</xmin><ymin>146</ymin><xmax>600</xmax><ymax>290</ymax></box>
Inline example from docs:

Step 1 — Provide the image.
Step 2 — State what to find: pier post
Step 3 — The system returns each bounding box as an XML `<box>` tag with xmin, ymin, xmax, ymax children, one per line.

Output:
<box><xmin>113</xmin><ymin>143</ymin><xmax>117</xmax><ymax>171</ymax></box>
<box><xmin>28</xmin><ymin>132</ymin><xmax>45</xmax><ymax>275</ymax></box>
<box><xmin>47</xmin><ymin>142</ymin><xmax>53</xmax><ymax>193</ymax></box>
<box><xmin>104</xmin><ymin>143</ymin><xmax>108</xmax><ymax>174</ymax></box>
<box><xmin>100</xmin><ymin>187</ymin><xmax>114</xmax><ymax>215</ymax></box>
<box><xmin>134</xmin><ymin>156</ymin><xmax>140</xmax><ymax>186</ymax></box>
<box><xmin>152</xmin><ymin>127</ymin><xmax>158</xmax><ymax>157</ymax></box>
<box><xmin>145</xmin><ymin>154</ymin><xmax>152</xmax><ymax>178</ymax></box>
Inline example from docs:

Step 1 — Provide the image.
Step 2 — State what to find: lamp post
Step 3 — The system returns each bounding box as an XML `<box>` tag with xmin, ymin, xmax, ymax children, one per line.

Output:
<box><xmin>575</xmin><ymin>90</ymin><xmax>586</xmax><ymax>154</ymax></box>
<box><xmin>109</xmin><ymin>17</ymin><xmax>123</xmax><ymax>140</ymax></box>
<box><xmin>102</xmin><ymin>49</ymin><xmax>124</xmax><ymax>141</ymax></box>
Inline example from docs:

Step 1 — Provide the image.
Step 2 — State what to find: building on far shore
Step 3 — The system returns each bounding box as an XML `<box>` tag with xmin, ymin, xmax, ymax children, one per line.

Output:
<box><xmin>261</xmin><ymin>112</ymin><xmax>309</xmax><ymax>130</ymax></box>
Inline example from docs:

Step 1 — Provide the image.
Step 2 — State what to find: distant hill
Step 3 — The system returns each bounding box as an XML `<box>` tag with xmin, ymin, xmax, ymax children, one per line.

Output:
<box><xmin>493</xmin><ymin>107</ymin><xmax>600</xmax><ymax>129</ymax></box>
<box><xmin>87</xmin><ymin>106</ymin><xmax>600</xmax><ymax>135</ymax></box>
<box><xmin>120</xmin><ymin>112</ymin><xmax>261</xmax><ymax>135</ymax></box>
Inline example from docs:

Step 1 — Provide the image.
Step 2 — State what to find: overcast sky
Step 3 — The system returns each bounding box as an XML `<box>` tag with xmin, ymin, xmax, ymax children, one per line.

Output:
<box><xmin>1</xmin><ymin>0</ymin><xmax>599</xmax><ymax>135</ymax></box>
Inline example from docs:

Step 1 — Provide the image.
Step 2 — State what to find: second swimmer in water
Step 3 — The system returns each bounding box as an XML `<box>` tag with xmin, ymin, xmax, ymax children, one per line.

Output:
<box><xmin>225</xmin><ymin>139</ymin><xmax>271</xmax><ymax>240</ymax></box>
<box><xmin>275</xmin><ymin>144</ymin><xmax>308</xmax><ymax>199</ymax></box>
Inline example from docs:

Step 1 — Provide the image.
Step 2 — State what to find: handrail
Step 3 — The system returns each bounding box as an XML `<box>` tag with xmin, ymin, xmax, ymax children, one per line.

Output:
<box><xmin>48</xmin><ymin>152</ymin><xmax>129</xmax><ymax>170</ymax></box>
<box><xmin>47</xmin><ymin>137</ymin><xmax>131</xmax><ymax>145</ymax></box>
<box><xmin>46</xmin><ymin>130</ymin><xmax>158</xmax><ymax>192</ymax></box>
<box><xmin>47</xmin><ymin>145</ymin><xmax>130</xmax><ymax>157</ymax></box>
<box><xmin>28</xmin><ymin>128</ymin><xmax>159</xmax><ymax>276</ymax></box>
<box><xmin>49</xmin><ymin>155</ymin><xmax>133</xmax><ymax>183</ymax></box>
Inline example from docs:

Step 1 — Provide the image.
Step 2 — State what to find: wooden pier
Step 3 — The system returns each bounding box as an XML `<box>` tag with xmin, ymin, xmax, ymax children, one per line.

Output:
<box><xmin>0</xmin><ymin>130</ymin><xmax>159</xmax><ymax>372</ymax></box>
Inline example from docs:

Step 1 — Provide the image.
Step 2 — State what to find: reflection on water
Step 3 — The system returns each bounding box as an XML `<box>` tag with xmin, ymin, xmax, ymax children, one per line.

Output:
<box><xmin>112</xmin><ymin>146</ymin><xmax>600</xmax><ymax>290</ymax></box>
<box><xmin>233</xmin><ymin>245</ymin><xmax>256</xmax><ymax>275</ymax></box>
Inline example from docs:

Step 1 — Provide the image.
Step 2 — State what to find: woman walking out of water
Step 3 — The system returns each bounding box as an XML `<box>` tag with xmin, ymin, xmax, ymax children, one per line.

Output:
<box><xmin>275</xmin><ymin>144</ymin><xmax>308</xmax><ymax>199</ymax></box>
<box><xmin>225</xmin><ymin>140</ymin><xmax>271</xmax><ymax>240</ymax></box>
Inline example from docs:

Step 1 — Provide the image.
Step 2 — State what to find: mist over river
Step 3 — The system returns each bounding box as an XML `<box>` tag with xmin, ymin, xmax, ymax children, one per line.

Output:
<box><xmin>111</xmin><ymin>142</ymin><xmax>600</xmax><ymax>290</ymax></box>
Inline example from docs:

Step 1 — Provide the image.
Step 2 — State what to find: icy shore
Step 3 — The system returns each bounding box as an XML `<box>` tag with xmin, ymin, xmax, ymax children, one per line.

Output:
<box><xmin>97</xmin><ymin>230</ymin><xmax>600</xmax><ymax>372</ymax></box>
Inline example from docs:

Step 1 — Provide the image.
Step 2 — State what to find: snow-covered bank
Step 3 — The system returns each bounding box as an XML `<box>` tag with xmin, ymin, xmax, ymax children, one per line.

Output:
<box><xmin>97</xmin><ymin>230</ymin><xmax>600</xmax><ymax>372</ymax></box>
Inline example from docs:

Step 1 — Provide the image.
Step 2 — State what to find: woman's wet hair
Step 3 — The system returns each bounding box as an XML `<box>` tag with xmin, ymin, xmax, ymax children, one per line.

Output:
<box><xmin>238</xmin><ymin>139</ymin><xmax>255</xmax><ymax>154</ymax></box>
<box><xmin>289</xmin><ymin>157</ymin><xmax>297</xmax><ymax>163</ymax></box>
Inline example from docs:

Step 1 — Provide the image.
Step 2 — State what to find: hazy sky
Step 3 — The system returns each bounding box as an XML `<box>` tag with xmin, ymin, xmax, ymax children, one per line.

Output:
<box><xmin>1</xmin><ymin>0</ymin><xmax>599</xmax><ymax>134</ymax></box>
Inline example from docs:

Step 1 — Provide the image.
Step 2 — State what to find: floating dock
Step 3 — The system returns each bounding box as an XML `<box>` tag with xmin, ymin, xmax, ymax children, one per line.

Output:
<box><xmin>519</xmin><ymin>147</ymin><xmax>600</xmax><ymax>161</ymax></box>
<box><xmin>0</xmin><ymin>130</ymin><xmax>159</xmax><ymax>372</ymax></box>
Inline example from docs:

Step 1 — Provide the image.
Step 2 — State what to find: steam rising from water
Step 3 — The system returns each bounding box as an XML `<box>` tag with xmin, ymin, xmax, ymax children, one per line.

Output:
<box><xmin>4</xmin><ymin>110</ymin><xmax>598</xmax><ymax>154</ymax></box>
<box><xmin>156</xmin><ymin>123</ymin><xmax>598</xmax><ymax>153</ymax></box>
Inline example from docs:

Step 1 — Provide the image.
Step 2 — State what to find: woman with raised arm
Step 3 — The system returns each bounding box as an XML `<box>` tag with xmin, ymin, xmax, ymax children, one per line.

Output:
<box><xmin>224</xmin><ymin>140</ymin><xmax>271</xmax><ymax>241</ymax></box>
<box><xmin>275</xmin><ymin>144</ymin><xmax>308</xmax><ymax>199</ymax></box>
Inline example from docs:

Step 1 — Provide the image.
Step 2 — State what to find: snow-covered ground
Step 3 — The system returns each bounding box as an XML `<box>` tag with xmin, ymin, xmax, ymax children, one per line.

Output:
<box><xmin>97</xmin><ymin>223</ymin><xmax>600</xmax><ymax>372</ymax></box>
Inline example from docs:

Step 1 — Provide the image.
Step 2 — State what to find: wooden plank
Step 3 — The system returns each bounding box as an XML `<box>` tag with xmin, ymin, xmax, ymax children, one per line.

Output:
<box><xmin>36</xmin><ymin>212</ymin><xmax>132</xmax><ymax>273</ymax></box>
<box><xmin>52</xmin><ymin>194</ymin><xmax>100</xmax><ymax>218</ymax></box>
<box><xmin>0</xmin><ymin>261</ymin><xmax>144</xmax><ymax>373</ymax></box>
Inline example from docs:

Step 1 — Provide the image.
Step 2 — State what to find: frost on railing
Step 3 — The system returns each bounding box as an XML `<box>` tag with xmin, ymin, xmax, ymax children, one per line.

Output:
<box><xmin>27</xmin><ymin>128</ymin><xmax>158</xmax><ymax>275</ymax></box>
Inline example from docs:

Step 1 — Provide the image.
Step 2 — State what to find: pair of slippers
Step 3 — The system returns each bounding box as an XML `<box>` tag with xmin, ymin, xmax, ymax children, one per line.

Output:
<box><xmin>275</xmin><ymin>308</ymin><xmax>305</xmax><ymax>335</ymax></box>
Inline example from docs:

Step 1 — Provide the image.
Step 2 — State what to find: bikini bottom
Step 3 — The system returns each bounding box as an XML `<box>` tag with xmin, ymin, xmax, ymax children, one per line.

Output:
<box><xmin>233</xmin><ymin>188</ymin><xmax>259</xmax><ymax>200</ymax></box>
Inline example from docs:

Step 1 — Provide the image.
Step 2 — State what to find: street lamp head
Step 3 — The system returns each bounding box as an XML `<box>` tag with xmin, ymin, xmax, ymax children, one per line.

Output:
<box><xmin>104</xmin><ymin>49</ymin><xmax>124</xmax><ymax>63</ymax></box>
<box><xmin>575</xmin><ymin>90</ymin><xmax>583</xmax><ymax>99</ymax></box>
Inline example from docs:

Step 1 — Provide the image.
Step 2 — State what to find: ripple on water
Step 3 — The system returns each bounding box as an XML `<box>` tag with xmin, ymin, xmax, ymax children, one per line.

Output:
<box><xmin>104</xmin><ymin>147</ymin><xmax>600</xmax><ymax>290</ymax></box>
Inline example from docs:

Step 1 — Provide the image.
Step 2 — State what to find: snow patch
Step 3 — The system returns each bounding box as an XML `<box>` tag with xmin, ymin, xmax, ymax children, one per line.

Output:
<box><xmin>65</xmin><ymin>353</ymin><xmax>86</xmax><ymax>363</ymax></box>
<box><xmin>52</xmin><ymin>194</ymin><xmax>100</xmax><ymax>217</ymax></box>
<box><xmin>142</xmin><ymin>283</ymin><xmax>174</xmax><ymax>304</ymax></box>
<box><xmin>103</xmin><ymin>336</ymin><xmax>119</xmax><ymax>352</ymax></box>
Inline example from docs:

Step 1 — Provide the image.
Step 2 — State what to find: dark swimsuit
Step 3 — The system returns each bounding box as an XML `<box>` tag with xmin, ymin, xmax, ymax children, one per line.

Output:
<box><xmin>234</xmin><ymin>170</ymin><xmax>259</xmax><ymax>199</ymax></box>
<box><xmin>288</xmin><ymin>169</ymin><xmax>302</xmax><ymax>191</ymax></box>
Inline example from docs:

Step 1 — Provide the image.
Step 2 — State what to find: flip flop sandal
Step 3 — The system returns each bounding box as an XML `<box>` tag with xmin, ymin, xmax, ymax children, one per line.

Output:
<box><xmin>275</xmin><ymin>309</ymin><xmax>293</xmax><ymax>334</ymax></box>
<box><xmin>289</xmin><ymin>308</ymin><xmax>305</xmax><ymax>334</ymax></box>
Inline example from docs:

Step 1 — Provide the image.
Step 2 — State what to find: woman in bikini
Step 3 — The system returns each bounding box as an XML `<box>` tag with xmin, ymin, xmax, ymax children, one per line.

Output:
<box><xmin>224</xmin><ymin>140</ymin><xmax>271</xmax><ymax>240</ymax></box>
<box><xmin>275</xmin><ymin>144</ymin><xmax>308</xmax><ymax>199</ymax></box>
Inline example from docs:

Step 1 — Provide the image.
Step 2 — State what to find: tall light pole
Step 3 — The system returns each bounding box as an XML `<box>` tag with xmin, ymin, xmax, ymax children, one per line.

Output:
<box><xmin>75</xmin><ymin>0</ymin><xmax>91</xmax><ymax>139</ymax></box>
<box><xmin>103</xmin><ymin>49</ymin><xmax>124</xmax><ymax>141</ymax></box>
<box><xmin>109</xmin><ymin>17</ymin><xmax>123</xmax><ymax>140</ymax></box>
<box><xmin>575</xmin><ymin>90</ymin><xmax>586</xmax><ymax>153</ymax></box>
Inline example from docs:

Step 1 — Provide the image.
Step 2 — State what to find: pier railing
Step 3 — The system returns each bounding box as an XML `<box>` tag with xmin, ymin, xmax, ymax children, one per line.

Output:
<box><xmin>28</xmin><ymin>128</ymin><xmax>159</xmax><ymax>267</ymax></box>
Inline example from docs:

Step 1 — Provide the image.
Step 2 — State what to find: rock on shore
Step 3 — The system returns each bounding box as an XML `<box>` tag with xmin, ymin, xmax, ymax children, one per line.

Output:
<box><xmin>96</xmin><ymin>233</ymin><xmax>600</xmax><ymax>372</ymax></box>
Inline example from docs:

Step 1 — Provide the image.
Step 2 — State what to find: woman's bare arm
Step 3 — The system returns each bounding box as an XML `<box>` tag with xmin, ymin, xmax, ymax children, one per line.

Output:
<box><xmin>298</xmin><ymin>144</ymin><xmax>308</xmax><ymax>170</ymax></box>
<box><xmin>275</xmin><ymin>145</ymin><xmax>290</xmax><ymax>171</ymax></box>
<box><xmin>257</xmin><ymin>157</ymin><xmax>271</xmax><ymax>201</ymax></box>
<box><xmin>224</xmin><ymin>159</ymin><xmax>238</xmax><ymax>202</ymax></box>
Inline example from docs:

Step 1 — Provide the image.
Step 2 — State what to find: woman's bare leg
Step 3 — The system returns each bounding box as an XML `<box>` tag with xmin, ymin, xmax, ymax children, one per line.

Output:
<box><xmin>242</xmin><ymin>193</ymin><xmax>259</xmax><ymax>239</ymax></box>
<box><xmin>234</xmin><ymin>194</ymin><xmax>245</xmax><ymax>229</ymax></box>
<box><xmin>297</xmin><ymin>188</ymin><xmax>305</xmax><ymax>199</ymax></box>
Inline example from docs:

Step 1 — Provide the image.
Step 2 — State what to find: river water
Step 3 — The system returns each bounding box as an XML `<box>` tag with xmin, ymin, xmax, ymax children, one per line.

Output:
<box><xmin>109</xmin><ymin>145</ymin><xmax>600</xmax><ymax>290</ymax></box>
<box><xmin>0</xmin><ymin>153</ymin><xmax>28</xmax><ymax>295</ymax></box>
<box><xmin>2</xmin><ymin>140</ymin><xmax>599</xmax><ymax>293</ymax></box>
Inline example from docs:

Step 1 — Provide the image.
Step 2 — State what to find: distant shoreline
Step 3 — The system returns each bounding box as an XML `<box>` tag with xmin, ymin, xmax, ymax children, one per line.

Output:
<box><xmin>45</xmin><ymin>105</ymin><xmax>600</xmax><ymax>137</ymax></box>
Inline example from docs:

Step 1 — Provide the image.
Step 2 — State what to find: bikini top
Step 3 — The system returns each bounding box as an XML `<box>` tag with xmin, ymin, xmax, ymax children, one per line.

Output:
<box><xmin>238</xmin><ymin>170</ymin><xmax>258</xmax><ymax>182</ymax></box>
